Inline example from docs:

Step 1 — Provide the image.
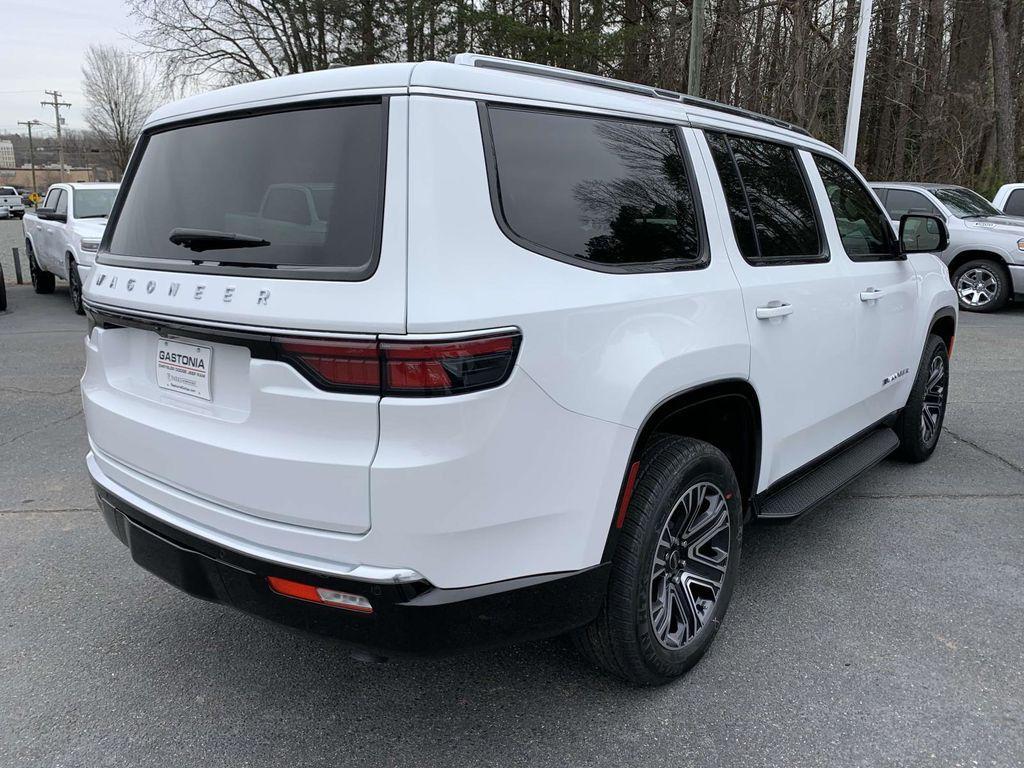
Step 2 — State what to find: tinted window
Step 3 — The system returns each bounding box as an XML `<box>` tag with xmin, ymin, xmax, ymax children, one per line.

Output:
<box><xmin>54</xmin><ymin>190</ymin><xmax>67</xmax><ymax>215</ymax></box>
<box><xmin>705</xmin><ymin>132</ymin><xmax>822</xmax><ymax>264</ymax></box>
<box><xmin>485</xmin><ymin>106</ymin><xmax>703</xmax><ymax>269</ymax></box>
<box><xmin>0</xmin><ymin>187</ymin><xmax>16</xmax><ymax>196</ymax></box>
<box><xmin>74</xmin><ymin>188</ymin><xmax>118</xmax><ymax>218</ymax></box>
<box><xmin>107</xmin><ymin>101</ymin><xmax>386</xmax><ymax>278</ymax></box>
<box><xmin>814</xmin><ymin>155</ymin><xmax>895</xmax><ymax>259</ymax></box>
<box><xmin>882</xmin><ymin>189</ymin><xmax>938</xmax><ymax>219</ymax></box>
<box><xmin>931</xmin><ymin>187</ymin><xmax>1001</xmax><ymax>218</ymax></box>
<box><xmin>1006</xmin><ymin>189</ymin><xmax>1024</xmax><ymax>217</ymax></box>
<box><xmin>705</xmin><ymin>132</ymin><xmax>758</xmax><ymax>260</ymax></box>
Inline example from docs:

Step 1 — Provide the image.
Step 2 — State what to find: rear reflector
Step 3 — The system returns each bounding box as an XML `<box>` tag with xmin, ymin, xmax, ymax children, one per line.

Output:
<box><xmin>615</xmin><ymin>461</ymin><xmax>641</xmax><ymax>529</ymax></box>
<box><xmin>274</xmin><ymin>331</ymin><xmax>521</xmax><ymax>397</ymax></box>
<box><xmin>267</xmin><ymin>576</ymin><xmax>373</xmax><ymax>613</ymax></box>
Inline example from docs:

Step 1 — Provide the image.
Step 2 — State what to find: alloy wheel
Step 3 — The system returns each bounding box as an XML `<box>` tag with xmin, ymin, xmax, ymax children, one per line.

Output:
<box><xmin>956</xmin><ymin>267</ymin><xmax>998</xmax><ymax>308</ymax></box>
<box><xmin>650</xmin><ymin>481</ymin><xmax>730</xmax><ymax>650</ymax></box>
<box><xmin>920</xmin><ymin>354</ymin><xmax>946</xmax><ymax>445</ymax></box>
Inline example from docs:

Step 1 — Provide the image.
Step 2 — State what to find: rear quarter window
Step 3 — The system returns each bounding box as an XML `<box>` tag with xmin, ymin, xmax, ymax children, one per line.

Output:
<box><xmin>481</xmin><ymin>105</ymin><xmax>705</xmax><ymax>272</ymax></box>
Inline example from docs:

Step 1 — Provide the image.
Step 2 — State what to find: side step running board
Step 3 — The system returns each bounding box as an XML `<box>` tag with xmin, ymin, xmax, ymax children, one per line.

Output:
<box><xmin>755</xmin><ymin>427</ymin><xmax>900</xmax><ymax>520</ymax></box>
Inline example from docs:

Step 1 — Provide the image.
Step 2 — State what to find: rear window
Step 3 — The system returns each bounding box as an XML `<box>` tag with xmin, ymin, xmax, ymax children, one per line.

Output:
<box><xmin>1006</xmin><ymin>189</ymin><xmax>1024</xmax><ymax>217</ymax></box>
<box><xmin>483</xmin><ymin>106</ymin><xmax>704</xmax><ymax>271</ymax></box>
<box><xmin>74</xmin><ymin>188</ymin><xmax>118</xmax><ymax>218</ymax></box>
<box><xmin>0</xmin><ymin>187</ymin><xmax>16</xmax><ymax>197</ymax></box>
<box><xmin>105</xmin><ymin>100</ymin><xmax>387</xmax><ymax>279</ymax></box>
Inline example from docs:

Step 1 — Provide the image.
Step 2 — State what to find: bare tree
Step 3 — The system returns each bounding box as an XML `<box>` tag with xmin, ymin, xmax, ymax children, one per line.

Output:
<box><xmin>81</xmin><ymin>45</ymin><xmax>156</xmax><ymax>175</ymax></box>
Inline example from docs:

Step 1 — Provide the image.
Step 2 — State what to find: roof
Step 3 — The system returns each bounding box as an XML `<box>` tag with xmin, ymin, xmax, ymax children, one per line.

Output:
<box><xmin>143</xmin><ymin>56</ymin><xmax>832</xmax><ymax>152</ymax></box>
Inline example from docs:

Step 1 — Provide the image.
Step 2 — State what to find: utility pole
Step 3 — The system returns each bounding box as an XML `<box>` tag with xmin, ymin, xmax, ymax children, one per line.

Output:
<box><xmin>687</xmin><ymin>0</ymin><xmax>706</xmax><ymax>96</ymax></box>
<box><xmin>16</xmin><ymin>119</ymin><xmax>41</xmax><ymax>196</ymax></box>
<box><xmin>41</xmin><ymin>90</ymin><xmax>71</xmax><ymax>181</ymax></box>
<box><xmin>842</xmin><ymin>0</ymin><xmax>873</xmax><ymax>164</ymax></box>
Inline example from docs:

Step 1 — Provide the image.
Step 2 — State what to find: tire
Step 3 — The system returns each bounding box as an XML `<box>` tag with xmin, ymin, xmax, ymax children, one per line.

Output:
<box><xmin>68</xmin><ymin>258</ymin><xmax>85</xmax><ymax>315</ymax></box>
<box><xmin>28</xmin><ymin>246</ymin><xmax>55</xmax><ymax>294</ymax></box>
<box><xmin>573</xmin><ymin>435</ymin><xmax>743</xmax><ymax>685</ymax></box>
<box><xmin>952</xmin><ymin>259</ymin><xmax>1009</xmax><ymax>313</ymax></box>
<box><xmin>893</xmin><ymin>334</ymin><xmax>949</xmax><ymax>463</ymax></box>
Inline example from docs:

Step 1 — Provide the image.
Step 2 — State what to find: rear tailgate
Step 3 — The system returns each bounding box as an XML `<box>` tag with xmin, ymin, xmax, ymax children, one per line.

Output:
<box><xmin>83</xmin><ymin>95</ymin><xmax>409</xmax><ymax>535</ymax></box>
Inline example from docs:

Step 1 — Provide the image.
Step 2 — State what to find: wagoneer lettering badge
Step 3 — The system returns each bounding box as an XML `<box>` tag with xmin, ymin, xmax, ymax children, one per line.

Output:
<box><xmin>91</xmin><ymin>273</ymin><xmax>270</xmax><ymax>306</ymax></box>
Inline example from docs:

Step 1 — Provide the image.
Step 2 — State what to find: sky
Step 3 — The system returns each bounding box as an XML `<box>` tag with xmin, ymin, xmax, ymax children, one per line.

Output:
<box><xmin>1</xmin><ymin>0</ymin><xmax>142</xmax><ymax>135</ymax></box>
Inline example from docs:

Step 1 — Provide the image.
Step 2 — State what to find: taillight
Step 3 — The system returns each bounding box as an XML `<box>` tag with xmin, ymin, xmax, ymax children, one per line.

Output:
<box><xmin>273</xmin><ymin>331</ymin><xmax>521</xmax><ymax>397</ymax></box>
<box><xmin>382</xmin><ymin>333</ymin><xmax>520</xmax><ymax>395</ymax></box>
<box><xmin>276</xmin><ymin>339</ymin><xmax>380</xmax><ymax>392</ymax></box>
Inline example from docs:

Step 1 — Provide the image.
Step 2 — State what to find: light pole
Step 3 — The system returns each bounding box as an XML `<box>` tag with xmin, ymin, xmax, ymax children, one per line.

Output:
<box><xmin>16</xmin><ymin>119</ymin><xmax>41</xmax><ymax>196</ymax></box>
<box><xmin>843</xmin><ymin>0</ymin><xmax>874</xmax><ymax>164</ymax></box>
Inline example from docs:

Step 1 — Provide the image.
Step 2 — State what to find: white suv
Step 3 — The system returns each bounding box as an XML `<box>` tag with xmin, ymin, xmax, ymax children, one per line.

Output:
<box><xmin>82</xmin><ymin>55</ymin><xmax>958</xmax><ymax>684</ymax></box>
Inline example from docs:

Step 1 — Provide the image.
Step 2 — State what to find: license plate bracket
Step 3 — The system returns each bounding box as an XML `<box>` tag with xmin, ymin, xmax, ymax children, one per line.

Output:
<box><xmin>156</xmin><ymin>338</ymin><xmax>213</xmax><ymax>400</ymax></box>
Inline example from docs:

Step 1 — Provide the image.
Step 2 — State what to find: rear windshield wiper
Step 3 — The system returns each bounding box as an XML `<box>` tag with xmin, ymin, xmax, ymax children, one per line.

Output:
<box><xmin>169</xmin><ymin>228</ymin><xmax>271</xmax><ymax>253</ymax></box>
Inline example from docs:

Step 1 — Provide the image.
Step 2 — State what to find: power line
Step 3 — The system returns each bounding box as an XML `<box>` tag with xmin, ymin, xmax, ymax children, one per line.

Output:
<box><xmin>41</xmin><ymin>90</ymin><xmax>72</xmax><ymax>182</ymax></box>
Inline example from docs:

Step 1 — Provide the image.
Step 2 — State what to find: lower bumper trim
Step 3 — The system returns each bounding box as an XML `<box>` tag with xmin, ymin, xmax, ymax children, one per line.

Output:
<box><xmin>95</xmin><ymin>485</ymin><xmax>610</xmax><ymax>656</ymax></box>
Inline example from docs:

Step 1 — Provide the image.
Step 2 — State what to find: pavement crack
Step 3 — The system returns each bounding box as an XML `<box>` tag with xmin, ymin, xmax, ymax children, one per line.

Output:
<box><xmin>843</xmin><ymin>492</ymin><xmax>1024</xmax><ymax>500</ymax></box>
<box><xmin>0</xmin><ymin>507</ymin><xmax>95</xmax><ymax>515</ymax></box>
<box><xmin>942</xmin><ymin>426</ymin><xmax>1024</xmax><ymax>476</ymax></box>
<box><xmin>0</xmin><ymin>383</ymin><xmax>81</xmax><ymax>397</ymax></box>
<box><xmin>0</xmin><ymin>407</ymin><xmax>83</xmax><ymax>448</ymax></box>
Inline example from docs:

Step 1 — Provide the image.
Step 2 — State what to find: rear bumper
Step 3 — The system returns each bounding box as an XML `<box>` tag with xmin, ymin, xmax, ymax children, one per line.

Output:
<box><xmin>95</xmin><ymin>484</ymin><xmax>610</xmax><ymax>656</ymax></box>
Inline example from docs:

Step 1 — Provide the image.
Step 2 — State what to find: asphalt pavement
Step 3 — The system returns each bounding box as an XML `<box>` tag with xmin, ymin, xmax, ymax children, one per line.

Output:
<box><xmin>1</xmin><ymin>282</ymin><xmax>1022</xmax><ymax>767</ymax></box>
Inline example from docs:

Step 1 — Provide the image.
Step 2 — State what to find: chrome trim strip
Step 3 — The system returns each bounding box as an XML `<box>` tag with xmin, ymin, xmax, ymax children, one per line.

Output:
<box><xmin>83</xmin><ymin>299</ymin><xmax>377</xmax><ymax>341</ymax></box>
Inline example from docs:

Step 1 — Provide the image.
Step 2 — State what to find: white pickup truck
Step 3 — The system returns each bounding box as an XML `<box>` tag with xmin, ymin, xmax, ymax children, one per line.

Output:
<box><xmin>23</xmin><ymin>182</ymin><xmax>119</xmax><ymax>313</ymax></box>
<box><xmin>0</xmin><ymin>186</ymin><xmax>25</xmax><ymax>218</ymax></box>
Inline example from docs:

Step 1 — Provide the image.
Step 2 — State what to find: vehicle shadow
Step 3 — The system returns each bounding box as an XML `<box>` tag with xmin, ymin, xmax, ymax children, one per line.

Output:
<box><xmin>91</xmin><ymin>500</ymin><xmax>858</xmax><ymax>765</ymax></box>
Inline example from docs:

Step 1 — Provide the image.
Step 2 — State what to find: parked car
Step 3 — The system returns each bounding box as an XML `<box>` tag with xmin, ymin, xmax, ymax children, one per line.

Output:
<box><xmin>0</xmin><ymin>185</ymin><xmax>25</xmax><ymax>219</ymax></box>
<box><xmin>871</xmin><ymin>182</ymin><xmax>1024</xmax><ymax>312</ymax></box>
<box><xmin>22</xmin><ymin>182</ymin><xmax>119</xmax><ymax>313</ymax></box>
<box><xmin>82</xmin><ymin>55</ymin><xmax>957</xmax><ymax>685</ymax></box>
<box><xmin>993</xmin><ymin>183</ymin><xmax>1024</xmax><ymax>217</ymax></box>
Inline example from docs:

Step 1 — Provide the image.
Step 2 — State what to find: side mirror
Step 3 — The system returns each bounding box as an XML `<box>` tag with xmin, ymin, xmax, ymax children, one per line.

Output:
<box><xmin>899</xmin><ymin>213</ymin><xmax>949</xmax><ymax>254</ymax></box>
<box><xmin>36</xmin><ymin>207</ymin><xmax>54</xmax><ymax>219</ymax></box>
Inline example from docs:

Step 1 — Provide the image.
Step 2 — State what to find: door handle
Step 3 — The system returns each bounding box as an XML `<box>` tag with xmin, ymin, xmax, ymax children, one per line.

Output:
<box><xmin>755</xmin><ymin>302</ymin><xmax>794</xmax><ymax>320</ymax></box>
<box><xmin>859</xmin><ymin>288</ymin><xmax>886</xmax><ymax>301</ymax></box>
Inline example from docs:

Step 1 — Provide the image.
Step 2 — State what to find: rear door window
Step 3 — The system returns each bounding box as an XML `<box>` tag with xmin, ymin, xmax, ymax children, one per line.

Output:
<box><xmin>1006</xmin><ymin>189</ymin><xmax>1024</xmax><ymax>217</ymax></box>
<box><xmin>483</xmin><ymin>105</ymin><xmax>705</xmax><ymax>271</ymax></box>
<box><xmin>705</xmin><ymin>132</ymin><xmax>824</xmax><ymax>265</ymax></box>
<box><xmin>104</xmin><ymin>99</ymin><xmax>387</xmax><ymax>280</ymax></box>
<box><xmin>881</xmin><ymin>189</ymin><xmax>938</xmax><ymax>219</ymax></box>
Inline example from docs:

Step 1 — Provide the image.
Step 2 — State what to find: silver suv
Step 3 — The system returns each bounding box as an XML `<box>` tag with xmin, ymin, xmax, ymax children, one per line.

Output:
<box><xmin>871</xmin><ymin>182</ymin><xmax>1024</xmax><ymax>312</ymax></box>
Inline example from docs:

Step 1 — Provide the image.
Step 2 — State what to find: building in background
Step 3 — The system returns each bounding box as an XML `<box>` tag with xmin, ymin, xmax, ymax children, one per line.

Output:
<box><xmin>0</xmin><ymin>139</ymin><xmax>15</xmax><ymax>168</ymax></box>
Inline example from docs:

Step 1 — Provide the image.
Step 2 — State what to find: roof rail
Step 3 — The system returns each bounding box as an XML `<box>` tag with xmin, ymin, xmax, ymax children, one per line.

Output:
<box><xmin>449</xmin><ymin>53</ymin><xmax>811</xmax><ymax>137</ymax></box>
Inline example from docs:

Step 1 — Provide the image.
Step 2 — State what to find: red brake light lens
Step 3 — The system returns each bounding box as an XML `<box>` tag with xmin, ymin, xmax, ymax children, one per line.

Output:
<box><xmin>276</xmin><ymin>339</ymin><xmax>380</xmax><ymax>392</ymax></box>
<box><xmin>382</xmin><ymin>333</ymin><xmax>520</xmax><ymax>395</ymax></box>
<box><xmin>273</xmin><ymin>331</ymin><xmax>521</xmax><ymax>397</ymax></box>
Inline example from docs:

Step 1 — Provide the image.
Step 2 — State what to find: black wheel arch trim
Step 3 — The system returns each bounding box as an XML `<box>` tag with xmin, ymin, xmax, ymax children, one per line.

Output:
<box><xmin>600</xmin><ymin>378</ymin><xmax>762</xmax><ymax>562</ymax></box>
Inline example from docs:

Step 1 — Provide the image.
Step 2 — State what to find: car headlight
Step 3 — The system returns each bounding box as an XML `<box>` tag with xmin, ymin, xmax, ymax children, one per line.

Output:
<box><xmin>1017</xmin><ymin>238</ymin><xmax>1024</xmax><ymax>252</ymax></box>
<box><xmin>80</xmin><ymin>238</ymin><xmax>101</xmax><ymax>252</ymax></box>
